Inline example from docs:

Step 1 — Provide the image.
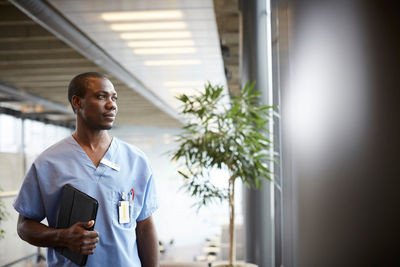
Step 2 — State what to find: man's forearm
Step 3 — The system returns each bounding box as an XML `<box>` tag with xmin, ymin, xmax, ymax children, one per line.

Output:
<box><xmin>136</xmin><ymin>216</ymin><xmax>159</xmax><ymax>267</ymax></box>
<box><xmin>17</xmin><ymin>215</ymin><xmax>65</xmax><ymax>248</ymax></box>
<box><xmin>17</xmin><ymin>215</ymin><xmax>99</xmax><ymax>255</ymax></box>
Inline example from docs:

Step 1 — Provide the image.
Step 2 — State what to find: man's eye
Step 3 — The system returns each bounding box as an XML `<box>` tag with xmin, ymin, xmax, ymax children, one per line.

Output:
<box><xmin>97</xmin><ymin>95</ymin><xmax>105</xmax><ymax>99</ymax></box>
<box><xmin>112</xmin><ymin>96</ymin><xmax>118</xmax><ymax>101</ymax></box>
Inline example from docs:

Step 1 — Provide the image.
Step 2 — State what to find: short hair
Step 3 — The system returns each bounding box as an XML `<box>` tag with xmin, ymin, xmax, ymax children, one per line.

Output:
<box><xmin>68</xmin><ymin>72</ymin><xmax>108</xmax><ymax>113</ymax></box>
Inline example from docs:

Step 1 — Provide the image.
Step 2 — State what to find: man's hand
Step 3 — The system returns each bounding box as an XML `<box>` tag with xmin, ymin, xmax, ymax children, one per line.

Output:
<box><xmin>61</xmin><ymin>220</ymin><xmax>99</xmax><ymax>255</ymax></box>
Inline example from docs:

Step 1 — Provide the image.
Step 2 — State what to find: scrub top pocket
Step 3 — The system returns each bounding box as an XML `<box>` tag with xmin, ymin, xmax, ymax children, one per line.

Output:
<box><xmin>110</xmin><ymin>191</ymin><xmax>136</xmax><ymax>229</ymax></box>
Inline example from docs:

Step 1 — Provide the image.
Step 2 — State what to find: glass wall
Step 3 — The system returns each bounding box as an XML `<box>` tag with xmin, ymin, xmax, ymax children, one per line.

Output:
<box><xmin>0</xmin><ymin>114</ymin><xmax>22</xmax><ymax>153</ymax></box>
<box><xmin>0</xmin><ymin>114</ymin><xmax>71</xmax><ymax>267</ymax></box>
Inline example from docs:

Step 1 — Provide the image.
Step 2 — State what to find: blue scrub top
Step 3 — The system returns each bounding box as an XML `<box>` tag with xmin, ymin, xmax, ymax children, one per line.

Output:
<box><xmin>14</xmin><ymin>136</ymin><xmax>158</xmax><ymax>267</ymax></box>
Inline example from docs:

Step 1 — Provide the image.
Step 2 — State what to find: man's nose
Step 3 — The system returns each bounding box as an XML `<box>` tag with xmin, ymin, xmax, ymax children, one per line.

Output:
<box><xmin>106</xmin><ymin>98</ymin><xmax>117</xmax><ymax>110</ymax></box>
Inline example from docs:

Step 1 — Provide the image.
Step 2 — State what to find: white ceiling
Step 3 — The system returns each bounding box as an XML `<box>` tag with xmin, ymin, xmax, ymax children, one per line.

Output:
<box><xmin>48</xmin><ymin>0</ymin><xmax>228</xmax><ymax>111</ymax></box>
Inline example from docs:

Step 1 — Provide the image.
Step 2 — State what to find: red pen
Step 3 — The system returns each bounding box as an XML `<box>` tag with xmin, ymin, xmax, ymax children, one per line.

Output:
<box><xmin>130</xmin><ymin>188</ymin><xmax>135</xmax><ymax>201</ymax></box>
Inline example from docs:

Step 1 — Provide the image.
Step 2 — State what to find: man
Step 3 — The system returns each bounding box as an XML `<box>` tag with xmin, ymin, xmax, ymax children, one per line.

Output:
<box><xmin>14</xmin><ymin>72</ymin><xmax>159</xmax><ymax>266</ymax></box>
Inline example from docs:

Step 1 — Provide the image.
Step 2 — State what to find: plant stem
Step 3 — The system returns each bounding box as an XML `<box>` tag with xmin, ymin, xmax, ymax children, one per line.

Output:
<box><xmin>228</xmin><ymin>178</ymin><xmax>236</xmax><ymax>266</ymax></box>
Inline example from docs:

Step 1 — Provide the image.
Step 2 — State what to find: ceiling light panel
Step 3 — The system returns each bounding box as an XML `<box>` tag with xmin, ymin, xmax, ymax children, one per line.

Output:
<box><xmin>110</xmin><ymin>22</ymin><xmax>186</xmax><ymax>31</ymax></box>
<box><xmin>127</xmin><ymin>40</ymin><xmax>195</xmax><ymax>48</ymax></box>
<box><xmin>61</xmin><ymin>9</ymin><xmax>215</xmax><ymax>28</ymax></box>
<box><xmin>81</xmin><ymin>20</ymin><xmax>216</xmax><ymax>33</ymax></box>
<box><xmin>134</xmin><ymin>48</ymin><xmax>196</xmax><ymax>55</ymax></box>
<box><xmin>164</xmin><ymin>81</ymin><xmax>205</xmax><ymax>87</ymax></box>
<box><xmin>144</xmin><ymin>60</ymin><xmax>201</xmax><ymax>66</ymax></box>
<box><xmin>101</xmin><ymin>10</ymin><xmax>183</xmax><ymax>21</ymax></box>
<box><xmin>169</xmin><ymin>87</ymin><xmax>204</xmax><ymax>97</ymax></box>
<box><xmin>120</xmin><ymin>31</ymin><xmax>192</xmax><ymax>40</ymax></box>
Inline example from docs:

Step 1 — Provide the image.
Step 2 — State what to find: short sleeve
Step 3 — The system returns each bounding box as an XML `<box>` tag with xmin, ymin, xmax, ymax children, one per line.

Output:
<box><xmin>137</xmin><ymin>174</ymin><xmax>158</xmax><ymax>221</ymax></box>
<box><xmin>13</xmin><ymin>164</ymin><xmax>46</xmax><ymax>222</ymax></box>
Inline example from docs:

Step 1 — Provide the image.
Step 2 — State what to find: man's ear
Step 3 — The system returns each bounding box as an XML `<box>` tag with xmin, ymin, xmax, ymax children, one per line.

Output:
<box><xmin>71</xmin><ymin>95</ymin><xmax>81</xmax><ymax>112</ymax></box>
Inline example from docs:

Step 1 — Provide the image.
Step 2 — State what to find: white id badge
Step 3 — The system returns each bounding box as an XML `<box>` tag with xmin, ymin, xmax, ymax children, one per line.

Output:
<box><xmin>118</xmin><ymin>200</ymin><xmax>130</xmax><ymax>224</ymax></box>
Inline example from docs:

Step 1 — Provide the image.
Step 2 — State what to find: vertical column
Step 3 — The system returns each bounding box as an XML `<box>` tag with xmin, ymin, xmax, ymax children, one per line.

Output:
<box><xmin>240</xmin><ymin>0</ymin><xmax>275</xmax><ymax>266</ymax></box>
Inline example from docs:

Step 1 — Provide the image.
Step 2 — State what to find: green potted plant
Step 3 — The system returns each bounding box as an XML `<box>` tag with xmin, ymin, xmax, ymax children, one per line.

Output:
<box><xmin>0</xmin><ymin>188</ymin><xmax>8</xmax><ymax>239</ymax></box>
<box><xmin>171</xmin><ymin>82</ymin><xmax>274</xmax><ymax>267</ymax></box>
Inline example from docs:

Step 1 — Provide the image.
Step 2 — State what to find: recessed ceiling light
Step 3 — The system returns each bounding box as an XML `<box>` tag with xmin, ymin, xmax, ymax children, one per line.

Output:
<box><xmin>127</xmin><ymin>40</ymin><xmax>195</xmax><ymax>48</ymax></box>
<box><xmin>111</xmin><ymin>22</ymin><xmax>186</xmax><ymax>31</ymax></box>
<box><xmin>134</xmin><ymin>47</ymin><xmax>196</xmax><ymax>55</ymax></box>
<box><xmin>164</xmin><ymin>81</ymin><xmax>205</xmax><ymax>87</ymax></box>
<box><xmin>169</xmin><ymin>88</ymin><xmax>203</xmax><ymax>97</ymax></box>
<box><xmin>144</xmin><ymin>60</ymin><xmax>201</xmax><ymax>66</ymax></box>
<box><xmin>101</xmin><ymin>10</ymin><xmax>183</xmax><ymax>21</ymax></box>
<box><xmin>120</xmin><ymin>31</ymin><xmax>192</xmax><ymax>40</ymax></box>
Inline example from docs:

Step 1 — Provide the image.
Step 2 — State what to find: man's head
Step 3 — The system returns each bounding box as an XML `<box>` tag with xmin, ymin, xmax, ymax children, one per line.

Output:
<box><xmin>68</xmin><ymin>72</ymin><xmax>118</xmax><ymax>130</ymax></box>
<box><xmin>68</xmin><ymin>72</ymin><xmax>107</xmax><ymax>113</ymax></box>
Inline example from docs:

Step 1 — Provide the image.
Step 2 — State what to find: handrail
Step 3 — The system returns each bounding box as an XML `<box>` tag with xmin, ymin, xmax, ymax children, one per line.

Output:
<box><xmin>0</xmin><ymin>190</ymin><xmax>18</xmax><ymax>198</ymax></box>
<box><xmin>0</xmin><ymin>252</ymin><xmax>42</xmax><ymax>267</ymax></box>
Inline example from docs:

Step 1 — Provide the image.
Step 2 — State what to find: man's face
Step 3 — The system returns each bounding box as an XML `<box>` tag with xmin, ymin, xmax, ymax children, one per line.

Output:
<box><xmin>75</xmin><ymin>77</ymin><xmax>118</xmax><ymax>130</ymax></box>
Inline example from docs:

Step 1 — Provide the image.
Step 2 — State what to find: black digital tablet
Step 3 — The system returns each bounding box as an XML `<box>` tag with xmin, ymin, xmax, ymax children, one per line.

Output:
<box><xmin>55</xmin><ymin>184</ymin><xmax>98</xmax><ymax>266</ymax></box>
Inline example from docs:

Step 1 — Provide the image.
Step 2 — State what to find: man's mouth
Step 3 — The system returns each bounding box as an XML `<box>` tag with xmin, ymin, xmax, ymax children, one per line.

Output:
<box><xmin>103</xmin><ymin>113</ymin><xmax>116</xmax><ymax>119</ymax></box>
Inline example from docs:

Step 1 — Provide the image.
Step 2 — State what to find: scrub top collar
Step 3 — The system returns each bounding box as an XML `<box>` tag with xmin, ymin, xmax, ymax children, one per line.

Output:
<box><xmin>67</xmin><ymin>135</ymin><xmax>118</xmax><ymax>171</ymax></box>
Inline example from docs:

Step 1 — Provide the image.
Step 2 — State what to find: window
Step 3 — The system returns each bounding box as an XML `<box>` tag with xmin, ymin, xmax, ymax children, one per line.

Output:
<box><xmin>0</xmin><ymin>114</ymin><xmax>22</xmax><ymax>153</ymax></box>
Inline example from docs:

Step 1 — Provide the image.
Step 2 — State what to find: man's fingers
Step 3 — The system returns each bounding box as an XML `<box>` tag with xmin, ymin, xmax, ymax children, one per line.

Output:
<box><xmin>78</xmin><ymin>242</ymin><xmax>97</xmax><ymax>255</ymax></box>
<box><xmin>85</xmin><ymin>230</ymin><xmax>99</xmax><ymax>238</ymax></box>
<box><xmin>82</xmin><ymin>237</ymin><xmax>99</xmax><ymax>246</ymax></box>
<box><xmin>85</xmin><ymin>220</ymin><xmax>95</xmax><ymax>228</ymax></box>
<box><xmin>75</xmin><ymin>220</ymin><xmax>94</xmax><ymax>229</ymax></box>
<box><xmin>84</xmin><ymin>249</ymin><xmax>94</xmax><ymax>255</ymax></box>
<box><xmin>81</xmin><ymin>243</ymin><xmax>97</xmax><ymax>250</ymax></box>
<box><xmin>79</xmin><ymin>248</ymin><xmax>95</xmax><ymax>255</ymax></box>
